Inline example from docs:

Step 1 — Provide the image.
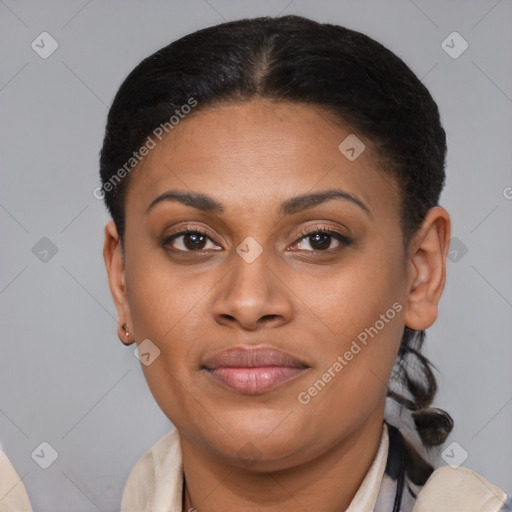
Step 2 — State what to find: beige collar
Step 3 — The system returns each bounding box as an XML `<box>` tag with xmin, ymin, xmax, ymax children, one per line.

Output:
<box><xmin>120</xmin><ymin>423</ymin><xmax>509</xmax><ymax>512</ymax></box>
<box><xmin>121</xmin><ymin>424</ymin><xmax>390</xmax><ymax>511</ymax></box>
<box><xmin>0</xmin><ymin>449</ymin><xmax>33</xmax><ymax>512</ymax></box>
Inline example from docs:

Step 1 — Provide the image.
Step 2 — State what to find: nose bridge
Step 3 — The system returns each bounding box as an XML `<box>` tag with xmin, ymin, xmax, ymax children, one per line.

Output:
<box><xmin>211</xmin><ymin>237</ymin><xmax>292</xmax><ymax>328</ymax></box>
<box><xmin>227</xmin><ymin>238</ymin><xmax>274</xmax><ymax>306</ymax></box>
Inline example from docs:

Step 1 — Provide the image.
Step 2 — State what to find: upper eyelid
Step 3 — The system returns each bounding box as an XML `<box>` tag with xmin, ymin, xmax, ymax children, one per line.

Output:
<box><xmin>167</xmin><ymin>224</ymin><xmax>347</xmax><ymax>238</ymax></box>
<box><xmin>164</xmin><ymin>225</ymin><xmax>350</xmax><ymax>249</ymax></box>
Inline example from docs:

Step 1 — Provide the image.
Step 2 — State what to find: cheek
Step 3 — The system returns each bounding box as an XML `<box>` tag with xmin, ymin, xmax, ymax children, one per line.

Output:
<box><xmin>302</xmin><ymin>253</ymin><xmax>405</xmax><ymax>343</ymax></box>
<box><xmin>296</xmin><ymin>248</ymin><xmax>405</xmax><ymax>406</ymax></box>
<box><xmin>125</xmin><ymin>257</ymin><xmax>206</xmax><ymax>421</ymax></box>
<box><xmin>299</xmin><ymin>308</ymin><xmax>403</xmax><ymax>429</ymax></box>
<box><xmin>126</xmin><ymin>251</ymin><xmax>205</xmax><ymax>339</ymax></box>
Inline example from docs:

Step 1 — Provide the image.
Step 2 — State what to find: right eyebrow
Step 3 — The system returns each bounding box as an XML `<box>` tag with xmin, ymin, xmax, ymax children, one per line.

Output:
<box><xmin>146</xmin><ymin>190</ymin><xmax>224</xmax><ymax>215</ymax></box>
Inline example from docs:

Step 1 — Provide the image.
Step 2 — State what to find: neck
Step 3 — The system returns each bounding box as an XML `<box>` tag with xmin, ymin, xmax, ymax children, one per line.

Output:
<box><xmin>180</xmin><ymin>410</ymin><xmax>385</xmax><ymax>512</ymax></box>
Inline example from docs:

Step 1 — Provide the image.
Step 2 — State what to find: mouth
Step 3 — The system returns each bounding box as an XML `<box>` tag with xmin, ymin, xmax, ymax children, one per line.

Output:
<box><xmin>202</xmin><ymin>346</ymin><xmax>310</xmax><ymax>395</ymax></box>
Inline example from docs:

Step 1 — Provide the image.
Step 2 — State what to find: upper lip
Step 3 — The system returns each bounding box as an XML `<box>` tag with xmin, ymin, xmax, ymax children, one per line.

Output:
<box><xmin>202</xmin><ymin>345</ymin><xmax>309</xmax><ymax>370</ymax></box>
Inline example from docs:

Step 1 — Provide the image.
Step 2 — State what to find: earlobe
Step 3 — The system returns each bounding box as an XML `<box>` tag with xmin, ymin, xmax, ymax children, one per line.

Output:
<box><xmin>102</xmin><ymin>221</ymin><xmax>136</xmax><ymax>346</ymax></box>
<box><xmin>121</xmin><ymin>323</ymin><xmax>135</xmax><ymax>346</ymax></box>
<box><xmin>403</xmin><ymin>207</ymin><xmax>451</xmax><ymax>331</ymax></box>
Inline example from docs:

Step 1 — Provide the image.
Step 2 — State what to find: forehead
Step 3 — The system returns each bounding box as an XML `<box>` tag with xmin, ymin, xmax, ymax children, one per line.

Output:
<box><xmin>124</xmin><ymin>99</ymin><xmax>401</xmax><ymax>224</ymax></box>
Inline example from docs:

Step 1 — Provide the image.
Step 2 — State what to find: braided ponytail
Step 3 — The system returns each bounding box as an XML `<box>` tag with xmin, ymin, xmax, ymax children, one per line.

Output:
<box><xmin>387</xmin><ymin>326</ymin><xmax>454</xmax><ymax>447</ymax></box>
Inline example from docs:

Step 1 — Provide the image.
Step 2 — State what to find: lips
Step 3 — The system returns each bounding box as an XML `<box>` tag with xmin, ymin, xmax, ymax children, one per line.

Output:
<box><xmin>202</xmin><ymin>346</ymin><xmax>309</xmax><ymax>395</ymax></box>
<box><xmin>203</xmin><ymin>346</ymin><xmax>307</xmax><ymax>369</ymax></box>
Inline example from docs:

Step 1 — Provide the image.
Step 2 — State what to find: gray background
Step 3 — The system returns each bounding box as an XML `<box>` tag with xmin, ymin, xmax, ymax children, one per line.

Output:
<box><xmin>0</xmin><ymin>0</ymin><xmax>511</xmax><ymax>510</ymax></box>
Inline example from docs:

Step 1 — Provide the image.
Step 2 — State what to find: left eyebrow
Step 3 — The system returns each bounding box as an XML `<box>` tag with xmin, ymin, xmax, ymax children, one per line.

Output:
<box><xmin>145</xmin><ymin>188</ymin><xmax>372</xmax><ymax>218</ymax></box>
<box><xmin>280</xmin><ymin>189</ymin><xmax>372</xmax><ymax>218</ymax></box>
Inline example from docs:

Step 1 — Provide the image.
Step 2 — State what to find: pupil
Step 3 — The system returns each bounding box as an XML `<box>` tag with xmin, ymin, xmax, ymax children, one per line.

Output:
<box><xmin>185</xmin><ymin>233</ymin><xmax>206</xmax><ymax>250</ymax></box>
<box><xmin>181</xmin><ymin>233</ymin><xmax>332</xmax><ymax>251</ymax></box>
<box><xmin>311</xmin><ymin>233</ymin><xmax>330</xmax><ymax>250</ymax></box>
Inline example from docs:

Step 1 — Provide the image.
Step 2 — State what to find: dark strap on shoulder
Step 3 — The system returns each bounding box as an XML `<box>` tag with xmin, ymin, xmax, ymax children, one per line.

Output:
<box><xmin>385</xmin><ymin>421</ymin><xmax>406</xmax><ymax>512</ymax></box>
<box><xmin>384</xmin><ymin>420</ymin><xmax>436</xmax><ymax>510</ymax></box>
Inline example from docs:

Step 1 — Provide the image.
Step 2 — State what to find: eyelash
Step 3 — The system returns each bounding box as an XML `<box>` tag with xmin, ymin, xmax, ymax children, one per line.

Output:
<box><xmin>295</xmin><ymin>225</ymin><xmax>352</xmax><ymax>252</ymax></box>
<box><xmin>162</xmin><ymin>224</ymin><xmax>352</xmax><ymax>254</ymax></box>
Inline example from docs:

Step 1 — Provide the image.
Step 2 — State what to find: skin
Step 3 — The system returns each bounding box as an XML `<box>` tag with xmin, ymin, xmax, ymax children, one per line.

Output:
<box><xmin>103</xmin><ymin>98</ymin><xmax>451</xmax><ymax>511</ymax></box>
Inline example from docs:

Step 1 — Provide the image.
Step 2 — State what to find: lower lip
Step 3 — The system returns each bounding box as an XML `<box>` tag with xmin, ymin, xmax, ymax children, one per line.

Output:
<box><xmin>205</xmin><ymin>366</ymin><xmax>308</xmax><ymax>394</ymax></box>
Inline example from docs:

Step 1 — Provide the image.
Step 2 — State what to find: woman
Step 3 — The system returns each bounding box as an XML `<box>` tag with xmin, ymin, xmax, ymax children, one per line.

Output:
<box><xmin>99</xmin><ymin>15</ymin><xmax>511</xmax><ymax>511</ymax></box>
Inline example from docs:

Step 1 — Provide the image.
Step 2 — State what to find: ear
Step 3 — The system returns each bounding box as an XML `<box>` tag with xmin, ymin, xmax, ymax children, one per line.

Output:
<box><xmin>103</xmin><ymin>221</ymin><xmax>136</xmax><ymax>346</ymax></box>
<box><xmin>403</xmin><ymin>206</ymin><xmax>451</xmax><ymax>330</ymax></box>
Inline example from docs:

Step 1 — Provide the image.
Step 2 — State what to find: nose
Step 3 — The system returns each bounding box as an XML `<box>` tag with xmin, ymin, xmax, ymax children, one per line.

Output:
<box><xmin>211</xmin><ymin>248</ymin><xmax>294</xmax><ymax>331</ymax></box>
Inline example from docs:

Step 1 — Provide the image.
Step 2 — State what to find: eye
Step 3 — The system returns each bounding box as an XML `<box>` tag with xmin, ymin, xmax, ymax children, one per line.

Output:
<box><xmin>162</xmin><ymin>224</ymin><xmax>352</xmax><ymax>254</ymax></box>
<box><xmin>163</xmin><ymin>226</ymin><xmax>222</xmax><ymax>252</ymax></box>
<box><xmin>291</xmin><ymin>225</ymin><xmax>352</xmax><ymax>252</ymax></box>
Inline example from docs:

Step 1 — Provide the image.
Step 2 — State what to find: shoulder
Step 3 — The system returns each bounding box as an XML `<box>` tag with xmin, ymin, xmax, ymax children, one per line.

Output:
<box><xmin>384</xmin><ymin>423</ymin><xmax>510</xmax><ymax>512</ymax></box>
<box><xmin>0</xmin><ymin>448</ymin><xmax>33</xmax><ymax>512</ymax></box>
<box><xmin>413</xmin><ymin>465</ymin><xmax>510</xmax><ymax>512</ymax></box>
<box><xmin>121</xmin><ymin>427</ymin><xmax>183</xmax><ymax>512</ymax></box>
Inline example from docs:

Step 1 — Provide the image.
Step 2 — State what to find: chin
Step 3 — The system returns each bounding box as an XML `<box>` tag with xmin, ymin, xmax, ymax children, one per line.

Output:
<box><xmin>203</xmin><ymin>413</ymin><xmax>309</xmax><ymax>456</ymax></box>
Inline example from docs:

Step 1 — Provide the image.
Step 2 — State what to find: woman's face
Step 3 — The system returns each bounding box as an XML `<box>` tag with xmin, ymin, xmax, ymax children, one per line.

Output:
<box><xmin>105</xmin><ymin>99</ymin><xmax>438</xmax><ymax>470</ymax></box>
